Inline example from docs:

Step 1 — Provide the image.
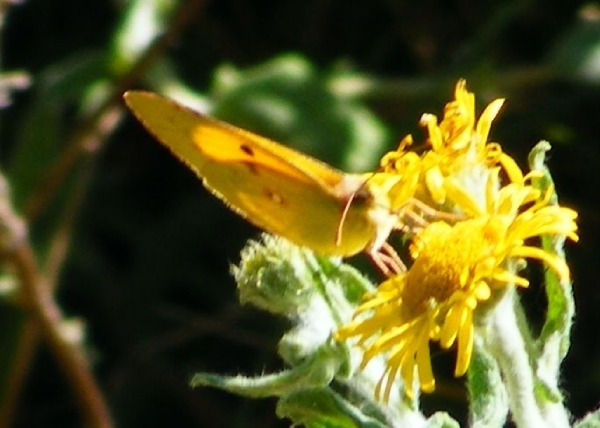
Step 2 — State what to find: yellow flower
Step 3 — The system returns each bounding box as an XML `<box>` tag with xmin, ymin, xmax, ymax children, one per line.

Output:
<box><xmin>380</xmin><ymin>79</ymin><xmax>522</xmax><ymax>211</ymax></box>
<box><xmin>336</xmin><ymin>170</ymin><xmax>578</xmax><ymax>402</ymax></box>
<box><xmin>374</xmin><ymin>136</ymin><xmax>423</xmax><ymax>212</ymax></box>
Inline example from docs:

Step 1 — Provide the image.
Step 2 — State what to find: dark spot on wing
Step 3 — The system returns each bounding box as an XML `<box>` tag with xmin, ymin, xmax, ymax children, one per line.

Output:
<box><xmin>240</xmin><ymin>144</ymin><xmax>254</xmax><ymax>156</ymax></box>
<box><xmin>242</xmin><ymin>161</ymin><xmax>260</xmax><ymax>176</ymax></box>
<box><xmin>265</xmin><ymin>189</ymin><xmax>285</xmax><ymax>205</ymax></box>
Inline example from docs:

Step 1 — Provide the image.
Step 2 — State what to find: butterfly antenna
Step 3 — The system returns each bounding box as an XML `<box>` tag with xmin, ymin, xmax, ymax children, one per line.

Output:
<box><xmin>336</xmin><ymin>191</ymin><xmax>356</xmax><ymax>247</ymax></box>
<box><xmin>335</xmin><ymin>172</ymin><xmax>377</xmax><ymax>246</ymax></box>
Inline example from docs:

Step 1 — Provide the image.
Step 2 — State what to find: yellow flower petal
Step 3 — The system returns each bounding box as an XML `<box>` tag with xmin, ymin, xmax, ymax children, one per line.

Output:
<box><xmin>416</xmin><ymin>338</ymin><xmax>435</xmax><ymax>393</ymax></box>
<box><xmin>439</xmin><ymin>303</ymin><xmax>463</xmax><ymax>348</ymax></box>
<box><xmin>509</xmin><ymin>245</ymin><xmax>571</xmax><ymax>281</ymax></box>
<box><xmin>335</xmin><ymin>79</ymin><xmax>578</xmax><ymax>402</ymax></box>
<box><xmin>455</xmin><ymin>309</ymin><xmax>474</xmax><ymax>376</ymax></box>
<box><xmin>475</xmin><ymin>98</ymin><xmax>505</xmax><ymax>151</ymax></box>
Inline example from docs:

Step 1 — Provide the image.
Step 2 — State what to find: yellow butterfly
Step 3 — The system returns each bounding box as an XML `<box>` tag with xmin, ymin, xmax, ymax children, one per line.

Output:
<box><xmin>123</xmin><ymin>91</ymin><xmax>407</xmax><ymax>272</ymax></box>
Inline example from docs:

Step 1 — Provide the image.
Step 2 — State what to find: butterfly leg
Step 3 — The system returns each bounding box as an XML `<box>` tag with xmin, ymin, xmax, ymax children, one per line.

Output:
<box><xmin>405</xmin><ymin>198</ymin><xmax>466</xmax><ymax>224</ymax></box>
<box><xmin>369</xmin><ymin>242</ymin><xmax>406</xmax><ymax>276</ymax></box>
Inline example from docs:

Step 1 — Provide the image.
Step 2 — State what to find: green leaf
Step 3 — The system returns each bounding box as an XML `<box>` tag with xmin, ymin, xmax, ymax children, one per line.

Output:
<box><xmin>191</xmin><ymin>345</ymin><xmax>341</xmax><ymax>399</ymax></box>
<box><xmin>528</xmin><ymin>142</ymin><xmax>575</xmax><ymax>367</ymax></box>
<box><xmin>7</xmin><ymin>52</ymin><xmax>106</xmax><ymax>211</ymax></box>
<box><xmin>424</xmin><ymin>412</ymin><xmax>460</xmax><ymax>428</ymax></box>
<box><xmin>232</xmin><ymin>235</ymin><xmax>373</xmax><ymax>368</ymax></box>
<box><xmin>467</xmin><ymin>337</ymin><xmax>509</xmax><ymax>427</ymax></box>
<box><xmin>210</xmin><ymin>53</ymin><xmax>390</xmax><ymax>172</ymax></box>
<box><xmin>110</xmin><ymin>0</ymin><xmax>177</xmax><ymax>74</ymax></box>
<box><xmin>276</xmin><ymin>388</ymin><xmax>387</xmax><ymax>428</ymax></box>
<box><xmin>546</xmin><ymin>9</ymin><xmax>600</xmax><ymax>84</ymax></box>
<box><xmin>575</xmin><ymin>409</ymin><xmax>600</xmax><ymax>428</ymax></box>
<box><xmin>197</xmin><ymin>235</ymin><xmax>426</xmax><ymax>426</ymax></box>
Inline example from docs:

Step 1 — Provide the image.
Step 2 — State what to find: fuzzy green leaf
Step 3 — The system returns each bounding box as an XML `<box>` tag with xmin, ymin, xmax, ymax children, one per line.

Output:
<box><xmin>467</xmin><ymin>337</ymin><xmax>509</xmax><ymax>427</ymax></box>
<box><xmin>277</xmin><ymin>388</ymin><xmax>387</xmax><ymax>428</ymax></box>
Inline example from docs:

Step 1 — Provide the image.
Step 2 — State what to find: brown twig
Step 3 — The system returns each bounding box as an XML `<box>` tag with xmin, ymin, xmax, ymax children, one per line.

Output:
<box><xmin>7</xmin><ymin>241</ymin><xmax>114</xmax><ymax>428</ymax></box>
<box><xmin>24</xmin><ymin>0</ymin><xmax>208</xmax><ymax>222</ymax></box>
<box><xmin>0</xmin><ymin>0</ymin><xmax>208</xmax><ymax>425</ymax></box>
<box><xmin>0</xmin><ymin>106</ymin><xmax>122</xmax><ymax>428</ymax></box>
<box><xmin>0</xmin><ymin>318</ymin><xmax>40</xmax><ymax>428</ymax></box>
<box><xmin>43</xmin><ymin>106</ymin><xmax>123</xmax><ymax>287</ymax></box>
<box><xmin>0</xmin><ymin>172</ymin><xmax>113</xmax><ymax>427</ymax></box>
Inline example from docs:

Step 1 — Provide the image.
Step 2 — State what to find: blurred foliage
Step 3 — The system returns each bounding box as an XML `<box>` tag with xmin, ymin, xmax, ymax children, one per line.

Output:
<box><xmin>0</xmin><ymin>0</ymin><xmax>599</xmax><ymax>427</ymax></box>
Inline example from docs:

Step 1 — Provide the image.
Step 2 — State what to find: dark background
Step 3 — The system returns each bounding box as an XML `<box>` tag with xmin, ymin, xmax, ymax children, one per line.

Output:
<box><xmin>0</xmin><ymin>0</ymin><xmax>598</xmax><ymax>426</ymax></box>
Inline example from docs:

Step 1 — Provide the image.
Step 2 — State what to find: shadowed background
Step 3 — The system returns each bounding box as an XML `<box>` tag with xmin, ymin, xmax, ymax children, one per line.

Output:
<box><xmin>0</xmin><ymin>0</ymin><xmax>598</xmax><ymax>426</ymax></box>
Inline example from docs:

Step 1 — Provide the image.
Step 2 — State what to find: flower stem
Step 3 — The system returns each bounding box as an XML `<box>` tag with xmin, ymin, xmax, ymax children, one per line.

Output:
<box><xmin>485</xmin><ymin>287</ymin><xmax>549</xmax><ymax>427</ymax></box>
